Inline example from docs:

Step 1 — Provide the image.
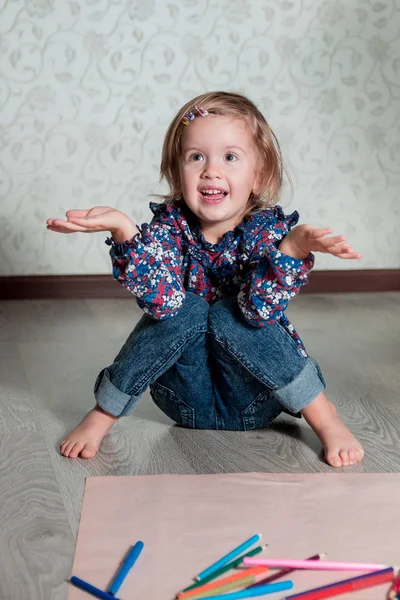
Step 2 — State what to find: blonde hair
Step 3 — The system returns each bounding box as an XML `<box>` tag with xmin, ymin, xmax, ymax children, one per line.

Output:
<box><xmin>157</xmin><ymin>91</ymin><xmax>292</xmax><ymax>217</ymax></box>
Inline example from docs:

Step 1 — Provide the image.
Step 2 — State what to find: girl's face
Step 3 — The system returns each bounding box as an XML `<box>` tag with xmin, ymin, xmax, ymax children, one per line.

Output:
<box><xmin>179</xmin><ymin>114</ymin><xmax>261</xmax><ymax>244</ymax></box>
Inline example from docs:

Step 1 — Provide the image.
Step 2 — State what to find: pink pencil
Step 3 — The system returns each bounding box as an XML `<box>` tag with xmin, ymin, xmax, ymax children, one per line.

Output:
<box><xmin>243</xmin><ymin>558</ymin><xmax>387</xmax><ymax>571</ymax></box>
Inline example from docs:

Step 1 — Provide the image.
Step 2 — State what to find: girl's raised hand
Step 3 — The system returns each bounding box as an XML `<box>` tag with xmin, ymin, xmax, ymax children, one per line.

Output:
<box><xmin>46</xmin><ymin>206</ymin><xmax>133</xmax><ymax>235</ymax></box>
<box><xmin>280</xmin><ymin>224</ymin><xmax>362</xmax><ymax>260</ymax></box>
<box><xmin>299</xmin><ymin>225</ymin><xmax>362</xmax><ymax>259</ymax></box>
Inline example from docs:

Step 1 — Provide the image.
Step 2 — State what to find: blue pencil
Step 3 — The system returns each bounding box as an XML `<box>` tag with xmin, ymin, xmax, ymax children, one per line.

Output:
<box><xmin>196</xmin><ymin>533</ymin><xmax>263</xmax><ymax>581</ymax></box>
<box><xmin>70</xmin><ymin>576</ymin><xmax>121</xmax><ymax>600</ymax></box>
<box><xmin>108</xmin><ymin>541</ymin><xmax>144</xmax><ymax>595</ymax></box>
<box><xmin>196</xmin><ymin>580</ymin><xmax>294</xmax><ymax>599</ymax></box>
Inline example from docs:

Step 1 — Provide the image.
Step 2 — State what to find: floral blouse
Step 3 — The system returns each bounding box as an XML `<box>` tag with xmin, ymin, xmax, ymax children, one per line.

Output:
<box><xmin>105</xmin><ymin>201</ymin><xmax>314</xmax><ymax>356</ymax></box>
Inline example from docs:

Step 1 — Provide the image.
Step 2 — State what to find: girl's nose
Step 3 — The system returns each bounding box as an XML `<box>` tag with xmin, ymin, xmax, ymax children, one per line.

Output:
<box><xmin>202</xmin><ymin>160</ymin><xmax>222</xmax><ymax>179</ymax></box>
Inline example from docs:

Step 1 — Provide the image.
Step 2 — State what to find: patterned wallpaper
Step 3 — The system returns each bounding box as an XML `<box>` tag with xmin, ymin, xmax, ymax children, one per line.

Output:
<box><xmin>0</xmin><ymin>0</ymin><xmax>399</xmax><ymax>275</ymax></box>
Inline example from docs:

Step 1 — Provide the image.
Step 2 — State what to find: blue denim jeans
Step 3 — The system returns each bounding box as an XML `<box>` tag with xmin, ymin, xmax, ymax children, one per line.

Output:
<box><xmin>94</xmin><ymin>292</ymin><xmax>325</xmax><ymax>430</ymax></box>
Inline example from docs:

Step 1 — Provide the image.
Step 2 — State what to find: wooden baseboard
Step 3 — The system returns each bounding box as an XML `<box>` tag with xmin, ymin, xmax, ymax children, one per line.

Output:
<box><xmin>0</xmin><ymin>270</ymin><xmax>399</xmax><ymax>300</ymax></box>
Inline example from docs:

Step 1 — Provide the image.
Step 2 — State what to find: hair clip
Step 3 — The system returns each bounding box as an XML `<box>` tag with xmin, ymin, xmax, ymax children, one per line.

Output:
<box><xmin>182</xmin><ymin>111</ymin><xmax>195</xmax><ymax>126</ymax></box>
<box><xmin>194</xmin><ymin>105</ymin><xmax>209</xmax><ymax>117</ymax></box>
<box><xmin>182</xmin><ymin>105</ymin><xmax>209</xmax><ymax>125</ymax></box>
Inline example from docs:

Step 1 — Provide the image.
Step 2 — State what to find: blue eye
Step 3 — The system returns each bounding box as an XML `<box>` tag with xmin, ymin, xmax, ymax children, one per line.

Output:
<box><xmin>225</xmin><ymin>153</ymin><xmax>237</xmax><ymax>162</ymax></box>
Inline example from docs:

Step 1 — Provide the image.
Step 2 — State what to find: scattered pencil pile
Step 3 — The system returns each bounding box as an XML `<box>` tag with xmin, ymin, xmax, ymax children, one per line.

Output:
<box><xmin>175</xmin><ymin>533</ymin><xmax>400</xmax><ymax>600</ymax></box>
<box><xmin>68</xmin><ymin>533</ymin><xmax>400</xmax><ymax>599</ymax></box>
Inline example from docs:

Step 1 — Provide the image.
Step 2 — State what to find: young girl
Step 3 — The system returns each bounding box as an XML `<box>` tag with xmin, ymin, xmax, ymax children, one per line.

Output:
<box><xmin>47</xmin><ymin>91</ymin><xmax>364</xmax><ymax>468</ymax></box>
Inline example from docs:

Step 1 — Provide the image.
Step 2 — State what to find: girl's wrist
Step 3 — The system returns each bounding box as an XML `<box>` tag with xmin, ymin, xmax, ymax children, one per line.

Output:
<box><xmin>111</xmin><ymin>222</ymin><xmax>139</xmax><ymax>244</ymax></box>
<box><xmin>279</xmin><ymin>238</ymin><xmax>309</xmax><ymax>260</ymax></box>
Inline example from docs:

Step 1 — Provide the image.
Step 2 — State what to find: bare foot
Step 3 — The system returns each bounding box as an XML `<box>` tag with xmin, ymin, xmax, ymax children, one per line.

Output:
<box><xmin>301</xmin><ymin>393</ymin><xmax>364</xmax><ymax>468</ymax></box>
<box><xmin>60</xmin><ymin>406</ymin><xmax>118</xmax><ymax>459</ymax></box>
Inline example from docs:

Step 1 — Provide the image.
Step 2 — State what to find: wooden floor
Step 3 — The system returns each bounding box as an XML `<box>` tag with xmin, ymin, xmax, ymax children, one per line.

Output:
<box><xmin>1</xmin><ymin>292</ymin><xmax>399</xmax><ymax>600</ymax></box>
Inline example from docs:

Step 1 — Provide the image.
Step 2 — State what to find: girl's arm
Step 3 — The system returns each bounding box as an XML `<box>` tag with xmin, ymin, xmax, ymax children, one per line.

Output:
<box><xmin>238</xmin><ymin>227</ymin><xmax>313</xmax><ymax>326</ymax></box>
<box><xmin>47</xmin><ymin>206</ymin><xmax>185</xmax><ymax>319</ymax></box>
<box><xmin>107</xmin><ymin>222</ymin><xmax>185</xmax><ymax>320</ymax></box>
<box><xmin>238</xmin><ymin>213</ymin><xmax>361</xmax><ymax>326</ymax></box>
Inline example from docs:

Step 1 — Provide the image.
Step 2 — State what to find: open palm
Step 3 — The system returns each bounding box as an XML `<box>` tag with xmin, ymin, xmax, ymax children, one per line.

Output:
<box><xmin>46</xmin><ymin>206</ymin><xmax>127</xmax><ymax>234</ymax></box>
<box><xmin>289</xmin><ymin>225</ymin><xmax>362</xmax><ymax>260</ymax></box>
<box><xmin>304</xmin><ymin>226</ymin><xmax>361</xmax><ymax>259</ymax></box>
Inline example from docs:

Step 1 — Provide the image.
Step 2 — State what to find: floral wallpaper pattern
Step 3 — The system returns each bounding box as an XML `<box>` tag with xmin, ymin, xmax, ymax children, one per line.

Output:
<box><xmin>0</xmin><ymin>0</ymin><xmax>399</xmax><ymax>274</ymax></box>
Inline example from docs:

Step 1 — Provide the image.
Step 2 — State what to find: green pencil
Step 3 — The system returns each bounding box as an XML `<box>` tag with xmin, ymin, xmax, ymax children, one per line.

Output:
<box><xmin>178</xmin><ymin>545</ymin><xmax>266</xmax><ymax>596</ymax></box>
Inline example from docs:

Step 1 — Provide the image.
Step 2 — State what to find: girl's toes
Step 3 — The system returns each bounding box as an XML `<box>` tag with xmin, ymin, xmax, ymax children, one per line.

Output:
<box><xmin>69</xmin><ymin>442</ymin><xmax>85</xmax><ymax>459</ymax></box>
<box><xmin>80</xmin><ymin>443</ymin><xmax>98</xmax><ymax>459</ymax></box>
<box><xmin>348</xmin><ymin>450</ymin><xmax>357</xmax><ymax>464</ymax></box>
<box><xmin>339</xmin><ymin>450</ymin><xmax>350</xmax><ymax>466</ymax></box>
<box><xmin>355</xmin><ymin>448</ymin><xmax>364</xmax><ymax>463</ymax></box>
<box><xmin>326</xmin><ymin>449</ymin><xmax>342</xmax><ymax>468</ymax></box>
<box><xmin>61</xmin><ymin>441</ymin><xmax>74</xmax><ymax>457</ymax></box>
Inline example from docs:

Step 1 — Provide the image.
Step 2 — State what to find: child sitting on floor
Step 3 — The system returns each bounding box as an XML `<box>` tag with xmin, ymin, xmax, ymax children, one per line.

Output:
<box><xmin>46</xmin><ymin>91</ymin><xmax>364</xmax><ymax>468</ymax></box>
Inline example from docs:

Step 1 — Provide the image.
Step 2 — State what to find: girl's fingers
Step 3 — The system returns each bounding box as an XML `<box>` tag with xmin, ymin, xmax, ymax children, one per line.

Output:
<box><xmin>48</xmin><ymin>220</ymin><xmax>89</xmax><ymax>232</ymax></box>
<box><xmin>312</xmin><ymin>236</ymin><xmax>346</xmax><ymax>251</ymax></box>
<box><xmin>327</xmin><ymin>244</ymin><xmax>350</xmax><ymax>254</ymax></box>
<box><xmin>327</xmin><ymin>244</ymin><xmax>361</xmax><ymax>259</ymax></box>
<box><xmin>310</xmin><ymin>227</ymin><xmax>334</xmax><ymax>239</ymax></box>
<box><xmin>47</xmin><ymin>226</ymin><xmax>75</xmax><ymax>234</ymax></box>
<box><xmin>325</xmin><ymin>235</ymin><xmax>346</xmax><ymax>245</ymax></box>
<box><xmin>337</xmin><ymin>253</ymin><xmax>362</xmax><ymax>259</ymax></box>
<box><xmin>328</xmin><ymin>242</ymin><xmax>351</xmax><ymax>251</ymax></box>
<box><xmin>65</xmin><ymin>209</ymin><xmax>91</xmax><ymax>218</ymax></box>
<box><xmin>67</xmin><ymin>216</ymin><xmax>104</xmax><ymax>230</ymax></box>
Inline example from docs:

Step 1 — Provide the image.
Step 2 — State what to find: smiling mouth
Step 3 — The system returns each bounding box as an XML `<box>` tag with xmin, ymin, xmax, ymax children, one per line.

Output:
<box><xmin>199</xmin><ymin>190</ymin><xmax>228</xmax><ymax>202</ymax></box>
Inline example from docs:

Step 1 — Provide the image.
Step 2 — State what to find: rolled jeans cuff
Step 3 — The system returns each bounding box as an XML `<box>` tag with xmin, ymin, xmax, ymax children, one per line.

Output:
<box><xmin>274</xmin><ymin>357</ymin><xmax>326</xmax><ymax>414</ymax></box>
<box><xmin>94</xmin><ymin>369</ymin><xmax>141</xmax><ymax>417</ymax></box>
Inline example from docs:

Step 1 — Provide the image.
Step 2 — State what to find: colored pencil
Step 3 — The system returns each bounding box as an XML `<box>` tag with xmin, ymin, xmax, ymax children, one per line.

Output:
<box><xmin>389</xmin><ymin>569</ymin><xmax>400</xmax><ymax>599</ymax></box>
<box><xmin>70</xmin><ymin>576</ymin><xmax>120</xmax><ymax>600</ymax></box>
<box><xmin>247</xmin><ymin>553</ymin><xmax>324</xmax><ymax>588</ymax></box>
<box><xmin>194</xmin><ymin>580</ymin><xmax>293</xmax><ymax>600</ymax></box>
<box><xmin>107</xmin><ymin>541</ymin><xmax>144</xmax><ymax>595</ymax></box>
<box><xmin>283</xmin><ymin>567</ymin><xmax>394</xmax><ymax>599</ymax></box>
<box><xmin>196</xmin><ymin>533</ymin><xmax>263</xmax><ymax>581</ymax></box>
<box><xmin>179</xmin><ymin>545</ymin><xmax>266</xmax><ymax>595</ymax></box>
<box><xmin>183</xmin><ymin>575</ymin><xmax>262</xmax><ymax>599</ymax></box>
<box><xmin>243</xmin><ymin>557</ymin><xmax>387</xmax><ymax>571</ymax></box>
<box><xmin>178</xmin><ymin>567</ymin><xmax>269</xmax><ymax>599</ymax></box>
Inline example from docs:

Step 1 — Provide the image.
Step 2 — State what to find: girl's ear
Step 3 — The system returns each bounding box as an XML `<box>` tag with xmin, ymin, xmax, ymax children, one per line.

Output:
<box><xmin>252</xmin><ymin>168</ymin><xmax>264</xmax><ymax>196</ymax></box>
<box><xmin>174</xmin><ymin>173</ymin><xmax>182</xmax><ymax>195</ymax></box>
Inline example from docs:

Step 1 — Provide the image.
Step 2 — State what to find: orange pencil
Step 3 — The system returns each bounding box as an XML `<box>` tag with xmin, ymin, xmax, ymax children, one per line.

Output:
<box><xmin>177</xmin><ymin>566</ymin><xmax>269</xmax><ymax>599</ymax></box>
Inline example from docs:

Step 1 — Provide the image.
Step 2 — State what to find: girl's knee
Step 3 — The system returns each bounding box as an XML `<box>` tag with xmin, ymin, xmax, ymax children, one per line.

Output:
<box><xmin>208</xmin><ymin>296</ymin><xmax>240</xmax><ymax>333</ymax></box>
<box><xmin>185</xmin><ymin>291</ymin><xmax>210</xmax><ymax>310</ymax></box>
<box><xmin>182</xmin><ymin>292</ymin><xmax>209</xmax><ymax>326</ymax></box>
<box><xmin>209</xmin><ymin>298</ymin><xmax>306</xmax><ymax>366</ymax></box>
<box><xmin>139</xmin><ymin>291</ymin><xmax>209</xmax><ymax>332</ymax></box>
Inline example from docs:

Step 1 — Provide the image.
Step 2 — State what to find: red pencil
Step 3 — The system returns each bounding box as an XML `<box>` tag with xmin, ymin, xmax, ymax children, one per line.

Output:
<box><xmin>284</xmin><ymin>567</ymin><xmax>394</xmax><ymax>600</ymax></box>
<box><xmin>388</xmin><ymin>569</ymin><xmax>400</xmax><ymax>599</ymax></box>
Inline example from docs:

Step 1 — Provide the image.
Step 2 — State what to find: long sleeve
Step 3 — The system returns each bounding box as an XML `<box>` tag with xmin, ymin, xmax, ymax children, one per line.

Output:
<box><xmin>105</xmin><ymin>222</ymin><xmax>185</xmax><ymax>320</ymax></box>
<box><xmin>237</xmin><ymin>208</ymin><xmax>314</xmax><ymax>326</ymax></box>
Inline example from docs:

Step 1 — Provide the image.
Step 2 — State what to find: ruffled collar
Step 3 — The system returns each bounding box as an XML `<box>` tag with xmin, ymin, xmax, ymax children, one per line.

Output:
<box><xmin>149</xmin><ymin>201</ymin><xmax>266</xmax><ymax>254</ymax></box>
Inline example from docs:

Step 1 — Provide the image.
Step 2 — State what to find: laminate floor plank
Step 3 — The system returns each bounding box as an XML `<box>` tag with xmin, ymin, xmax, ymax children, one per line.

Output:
<box><xmin>0</xmin><ymin>342</ymin><xmax>75</xmax><ymax>600</ymax></box>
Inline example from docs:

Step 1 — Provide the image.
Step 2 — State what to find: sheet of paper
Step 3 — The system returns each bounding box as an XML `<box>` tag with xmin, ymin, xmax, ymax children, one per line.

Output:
<box><xmin>68</xmin><ymin>473</ymin><xmax>400</xmax><ymax>600</ymax></box>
